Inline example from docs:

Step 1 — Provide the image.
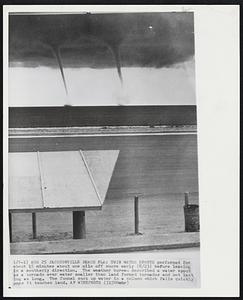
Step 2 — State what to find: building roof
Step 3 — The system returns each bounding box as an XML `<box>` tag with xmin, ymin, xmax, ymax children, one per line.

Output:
<box><xmin>9</xmin><ymin>150</ymin><xmax>119</xmax><ymax>212</ymax></box>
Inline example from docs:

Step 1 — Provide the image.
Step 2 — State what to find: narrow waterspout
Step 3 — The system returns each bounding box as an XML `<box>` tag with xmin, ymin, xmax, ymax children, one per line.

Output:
<box><xmin>51</xmin><ymin>46</ymin><xmax>68</xmax><ymax>95</ymax></box>
<box><xmin>112</xmin><ymin>45</ymin><xmax>123</xmax><ymax>84</ymax></box>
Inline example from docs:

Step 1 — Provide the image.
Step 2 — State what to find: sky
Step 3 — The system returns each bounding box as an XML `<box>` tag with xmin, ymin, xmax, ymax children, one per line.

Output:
<box><xmin>8</xmin><ymin>12</ymin><xmax>196</xmax><ymax>107</ymax></box>
<box><xmin>8</xmin><ymin>58</ymin><xmax>196</xmax><ymax>107</ymax></box>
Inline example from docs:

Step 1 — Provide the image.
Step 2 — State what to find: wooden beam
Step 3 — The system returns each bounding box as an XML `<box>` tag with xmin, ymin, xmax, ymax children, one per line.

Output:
<box><xmin>32</xmin><ymin>213</ymin><xmax>37</xmax><ymax>239</ymax></box>
<box><xmin>134</xmin><ymin>196</ymin><xmax>139</xmax><ymax>234</ymax></box>
<box><xmin>9</xmin><ymin>212</ymin><xmax>12</xmax><ymax>243</ymax></box>
<box><xmin>9</xmin><ymin>205</ymin><xmax>102</xmax><ymax>214</ymax></box>
<box><xmin>184</xmin><ymin>192</ymin><xmax>189</xmax><ymax>206</ymax></box>
<box><xmin>37</xmin><ymin>151</ymin><xmax>45</xmax><ymax>208</ymax></box>
<box><xmin>79</xmin><ymin>150</ymin><xmax>102</xmax><ymax>206</ymax></box>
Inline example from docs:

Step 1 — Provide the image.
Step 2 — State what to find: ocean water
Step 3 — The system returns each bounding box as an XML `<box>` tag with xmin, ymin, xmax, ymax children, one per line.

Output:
<box><xmin>9</xmin><ymin>105</ymin><xmax>197</xmax><ymax>128</ymax></box>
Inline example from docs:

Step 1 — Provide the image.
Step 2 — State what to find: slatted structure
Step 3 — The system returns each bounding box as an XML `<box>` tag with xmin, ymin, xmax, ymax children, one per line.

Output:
<box><xmin>8</xmin><ymin>150</ymin><xmax>119</xmax><ymax>240</ymax></box>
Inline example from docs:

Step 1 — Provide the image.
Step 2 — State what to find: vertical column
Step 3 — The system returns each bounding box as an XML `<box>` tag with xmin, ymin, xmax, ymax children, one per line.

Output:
<box><xmin>184</xmin><ymin>192</ymin><xmax>189</xmax><ymax>206</ymax></box>
<box><xmin>32</xmin><ymin>212</ymin><xmax>37</xmax><ymax>239</ymax></box>
<box><xmin>9</xmin><ymin>212</ymin><xmax>12</xmax><ymax>243</ymax></box>
<box><xmin>134</xmin><ymin>196</ymin><xmax>139</xmax><ymax>235</ymax></box>
<box><xmin>73</xmin><ymin>211</ymin><xmax>86</xmax><ymax>239</ymax></box>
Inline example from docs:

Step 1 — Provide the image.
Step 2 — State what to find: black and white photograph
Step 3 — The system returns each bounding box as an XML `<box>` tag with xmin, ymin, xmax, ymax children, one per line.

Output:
<box><xmin>3</xmin><ymin>4</ymin><xmax>239</xmax><ymax>295</ymax></box>
<box><xmin>8</xmin><ymin>10</ymin><xmax>200</xmax><ymax>254</ymax></box>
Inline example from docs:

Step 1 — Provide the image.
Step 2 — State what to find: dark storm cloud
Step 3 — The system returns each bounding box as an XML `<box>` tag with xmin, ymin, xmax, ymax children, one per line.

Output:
<box><xmin>9</xmin><ymin>12</ymin><xmax>194</xmax><ymax>69</ymax></box>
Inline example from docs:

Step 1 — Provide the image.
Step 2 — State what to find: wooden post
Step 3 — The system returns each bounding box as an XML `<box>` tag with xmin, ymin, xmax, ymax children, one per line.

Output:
<box><xmin>184</xmin><ymin>192</ymin><xmax>189</xmax><ymax>206</ymax></box>
<box><xmin>32</xmin><ymin>213</ymin><xmax>37</xmax><ymax>239</ymax></box>
<box><xmin>134</xmin><ymin>196</ymin><xmax>139</xmax><ymax>234</ymax></box>
<box><xmin>9</xmin><ymin>212</ymin><xmax>12</xmax><ymax>243</ymax></box>
<box><xmin>73</xmin><ymin>211</ymin><xmax>86</xmax><ymax>239</ymax></box>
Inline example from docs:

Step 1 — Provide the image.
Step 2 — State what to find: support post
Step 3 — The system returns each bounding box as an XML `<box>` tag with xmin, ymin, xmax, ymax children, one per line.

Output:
<box><xmin>184</xmin><ymin>192</ymin><xmax>189</xmax><ymax>206</ymax></box>
<box><xmin>134</xmin><ymin>196</ymin><xmax>139</xmax><ymax>234</ymax></box>
<box><xmin>32</xmin><ymin>213</ymin><xmax>37</xmax><ymax>239</ymax></box>
<box><xmin>73</xmin><ymin>211</ymin><xmax>86</xmax><ymax>239</ymax></box>
<box><xmin>9</xmin><ymin>212</ymin><xmax>12</xmax><ymax>243</ymax></box>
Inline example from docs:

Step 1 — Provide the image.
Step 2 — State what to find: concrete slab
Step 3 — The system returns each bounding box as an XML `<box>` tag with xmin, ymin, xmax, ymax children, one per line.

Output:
<box><xmin>10</xmin><ymin>232</ymin><xmax>199</xmax><ymax>255</ymax></box>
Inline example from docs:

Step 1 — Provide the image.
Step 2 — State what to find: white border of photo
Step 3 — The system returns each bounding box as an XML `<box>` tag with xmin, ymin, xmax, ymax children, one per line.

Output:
<box><xmin>3</xmin><ymin>4</ymin><xmax>239</xmax><ymax>297</ymax></box>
